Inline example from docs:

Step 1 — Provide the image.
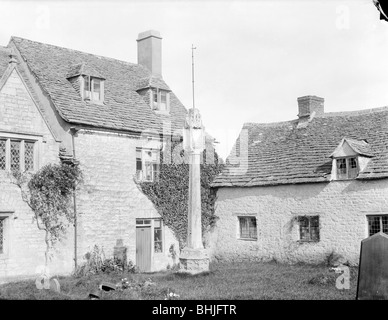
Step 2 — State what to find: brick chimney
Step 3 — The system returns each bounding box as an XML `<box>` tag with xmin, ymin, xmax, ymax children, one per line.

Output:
<box><xmin>137</xmin><ymin>30</ymin><xmax>162</xmax><ymax>76</ymax></box>
<box><xmin>297</xmin><ymin>95</ymin><xmax>324</xmax><ymax>118</ymax></box>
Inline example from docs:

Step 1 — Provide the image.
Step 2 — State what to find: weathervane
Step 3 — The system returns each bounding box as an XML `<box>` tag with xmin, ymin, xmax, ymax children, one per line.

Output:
<box><xmin>191</xmin><ymin>44</ymin><xmax>196</xmax><ymax>110</ymax></box>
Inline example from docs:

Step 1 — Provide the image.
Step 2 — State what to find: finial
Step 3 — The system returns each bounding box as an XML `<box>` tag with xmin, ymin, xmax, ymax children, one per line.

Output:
<box><xmin>9</xmin><ymin>49</ymin><xmax>17</xmax><ymax>64</ymax></box>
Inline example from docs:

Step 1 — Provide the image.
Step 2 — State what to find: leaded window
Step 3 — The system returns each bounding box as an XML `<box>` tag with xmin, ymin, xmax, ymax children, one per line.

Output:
<box><xmin>239</xmin><ymin>217</ymin><xmax>257</xmax><ymax>240</ymax></box>
<box><xmin>368</xmin><ymin>216</ymin><xmax>388</xmax><ymax>236</ymax></box>
<box><xmin>10</xmin><ymin>140</ymin><xmax>20</xmax><ymax>171</ymax></box>
<box><xmin>299</xmin><ymin>216</ymin><xmax>320</xmax><ymax>242</ymax></box>
<box><xmin>0</xmin><ymin>140</ymin><xmax>5</xmax><ymax>170</ymax></box>
<box><xmin>24</xmin><ymin>141</ymin><xmax>35</xmax><ymax>171</ymax></box>
<box><xmin>0</xmin><ymin>138</ymin><xmax>36</xmax><ymax>172</ymax></box>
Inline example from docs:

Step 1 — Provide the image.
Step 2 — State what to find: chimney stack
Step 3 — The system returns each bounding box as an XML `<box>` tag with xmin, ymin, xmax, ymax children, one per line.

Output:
<box><xmin>137</xmin><ymin>30</ymin><xmax>162</xmax><ymax>76</ymax></box>
<box><xmin>297</xmin><ymin>95</ymin><xmax>324</xmax><ymax>118</ymax></box>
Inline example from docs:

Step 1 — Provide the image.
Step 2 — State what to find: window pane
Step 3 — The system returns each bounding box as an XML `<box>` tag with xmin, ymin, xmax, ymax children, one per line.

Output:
<box><xmin>154</xmin><ymin>219</ymin><xmax>161</xmax><ymax>228</ymax></box>
<box><xmin>92</xmin><ymin>79</ymin><xmax>101</xmax><ymax>100</ymax></box>
<box><xmin>336</xmin><ymin>158</ymin><xmax>347</xmax><ymax>177</ymax></box>
<box><xmin>24</xmin><ymin>141</ymin><xmax>34</xmax><ymax>171</ymax></box>
<box><xmin>153</xmin><ymin>163</ymin><xmax>159</xmax><ymax>182</ymax></box>
<box><xmin>153</xmin><ymin>89</ymin><xmax>158</xmax><ymax>103</ymax></box>
<box><xmin>154</xmin><ymin>229</ymin><xmax>162</xmax><ymax>242</ymax></box>
<box><xmin>0</xmin><ymin>218</ymin><xmax>3</xmax><ymax>253</ymax></box>
<box><xmin>368</xmin><ymin>216</ymin><xmax>381</xmax><ymax>236</ymax></box>
<box><xmin>382</xmin><ymin>216</ymin><xmax>388</xmax><ymax>235</ymax></box>
<box><xmin>0</xmin><ymin>140</ymin><xmax>5</xmax><ymax>170</ymax></box>
<box><xmin>145</xmin><ymin>162</ymin><xmax>153</xmax><ymax>181</ymax></box>
<box><xmin>349</xmin><ymin>157</ymin><xmax>357</xmax><ymax>168</ymax></box>
<box><xmin>160</xmin><ymin>91</ymin><xmax>166</xmax><ymax>103</ymax></box>
<box><xmin>299</xmin><ymin>216</ymin><xmax>319</xmax><ymax>241</ymax></box>
<box><xmin>84</xmin><ymin>76</ymin><xmax>91</xmax><ymax>99</ymax></box>
<box><xmin>239</xmin><ymin>217</ymin><xmax>257</xmax><ymax>239</ymax></box>
<box><xmin>10</xmin><ymin>141</ymin><xmax>20</xmax><ymax>171</ymax></box>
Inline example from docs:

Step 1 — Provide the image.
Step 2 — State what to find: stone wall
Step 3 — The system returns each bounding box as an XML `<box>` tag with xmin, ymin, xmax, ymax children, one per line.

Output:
<box><xmin>0</xmin><ymin>69</ymin><xmax>72</xmax><ymax>279</ymax></box>
<box><xmin>74</xmin><ymin>129</ymin><xmax>179</xmax><ymax>271</ymax></box>
<box><xmin>0</xmin><ymin>68</ymin><xmax>179</xmax><ymax>280</ymax></box>
<box><xmin>211</xmin><ymin>179</ymin><xmax>388</xmax><ymax>265</ymax></box>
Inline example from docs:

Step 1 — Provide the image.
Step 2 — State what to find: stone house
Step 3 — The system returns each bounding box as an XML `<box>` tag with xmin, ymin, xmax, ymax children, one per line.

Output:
<box><xmin>211</xmin><ymin>96</ymin><xmax>388</xmax><ymax>266</ymax></box>
<box><xmin>0</xmin><ymin>30</ymin><xmax>187</xmax><ymax>280</ymax></box>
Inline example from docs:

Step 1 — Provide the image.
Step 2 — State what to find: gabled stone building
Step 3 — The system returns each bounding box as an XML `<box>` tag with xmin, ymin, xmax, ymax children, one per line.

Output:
<box><xmin>0</xmin><ymin>30</ymin><xmax>187</xmax><ymax>280</ymax></box>
<box><xmin>211</xmin><ymin>96</ymin><xmax>388</xmax><ymax>265</ymax></box>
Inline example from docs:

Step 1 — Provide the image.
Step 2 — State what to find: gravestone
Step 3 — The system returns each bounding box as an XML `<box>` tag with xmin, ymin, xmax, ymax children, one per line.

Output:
<box><xmin>113</xmin><ymin>239</ymin><xmax>127</xmax><ymax>268</ymax></box>
<box><xmin>356</xmin><ymin>232</ymin><xmax>388</xmax><ymax>300</ymax></box>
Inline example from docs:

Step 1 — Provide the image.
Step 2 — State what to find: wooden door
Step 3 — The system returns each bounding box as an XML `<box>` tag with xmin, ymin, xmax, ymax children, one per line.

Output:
<box><xmin>136</xmin><ymin>226</ymin><xmax>151</xmax><ymax>272</ymax></box>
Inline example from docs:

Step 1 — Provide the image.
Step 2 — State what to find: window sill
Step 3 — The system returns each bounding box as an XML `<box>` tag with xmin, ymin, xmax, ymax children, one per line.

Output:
<box><xmin>154</xmin><ymin>110</ymin><xmax>170</xmax><ymax>115</ymax></box>
<box><xmin>84</xmin><ymin>98</ymin><xmax>105</xmax><ymax>105</ymax></box>
<box><xmin>297</xmin><ymin>240</ymin><xmax>320</xmax><ymax>244</ymax></box>
<box><xmin>238</xmin><ymin>238</ymin><xmax>257</xmax><ymax>241</ymax></box>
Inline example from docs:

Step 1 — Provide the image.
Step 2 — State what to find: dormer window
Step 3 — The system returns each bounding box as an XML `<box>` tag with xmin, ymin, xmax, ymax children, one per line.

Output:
<box><xmin>151</xmin><ymin>88</ymin><xmax>169</xmax><ymax>112</ymax></box>
<box><xmin>336</xmin><ymin>157</ymin><xmax>358</xmax><ymax>179</ymax></box>
<box><xmin>83</xmin><ymin>76</ymin><xmax>104</xmax><ymax>102</ymax></box>
<box><xmin>330</xmin><ymin>138</ymin><xmax>373</xmax><ymax>181</ymax></box>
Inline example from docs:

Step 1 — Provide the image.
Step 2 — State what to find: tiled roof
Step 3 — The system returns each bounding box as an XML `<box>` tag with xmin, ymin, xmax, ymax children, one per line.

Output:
<box><xmin>66</xmin><ymin>62</ymin><xmax>105</xmax><ymax>79</ymax></box>
<box><xmin>329</xmin><ymin>137</ymin><xmax>373</xmax><ymax>158</ymax></box>
<box><xmin>6</xmin><ymin>37</ymin><xmax>187</xmax><ymax>134</ymax></box>
<box><xmin>0</xmin><ymin>46</ymin><xmax>10</xmax><ymax>76</ymax></box>
<box><xmin>135</xmin><ymin>75</ymin><xmax>171</xmax><ymax>91</ymax></box>
<box><xmin>212</xmin><ymin>107</ymin><xmax>388</xmax><ymax>187</ymax></box>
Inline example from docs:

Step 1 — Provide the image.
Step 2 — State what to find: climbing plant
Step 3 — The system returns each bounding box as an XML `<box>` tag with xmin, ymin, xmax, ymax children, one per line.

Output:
<box><xmin>12</xmin><ymin>162</ymin><xmax>82</xmax><ymax>266</ymax></box>
<box><xmin>137</xmin><ymin>140</ymin><xmax>224</xmax><ymax>249</ymax></box>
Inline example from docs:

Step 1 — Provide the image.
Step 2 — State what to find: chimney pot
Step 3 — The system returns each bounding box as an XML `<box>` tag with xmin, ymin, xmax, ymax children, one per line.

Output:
<box><xmin>137</xmin><ymin>30</ymin><xmax>162</xmax><ymax>76</ymax></box>
<box><xmin>297</xmin><ymin>95</ymin><xmax>324</xmax><ymax>118</ymax></box>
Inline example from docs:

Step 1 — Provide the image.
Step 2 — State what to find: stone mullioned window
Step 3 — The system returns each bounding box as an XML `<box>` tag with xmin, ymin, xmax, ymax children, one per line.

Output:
<box><xmin>0</xmin><ymin>137</ymin><xmax>35</xmax><ymax>172</ymax></box>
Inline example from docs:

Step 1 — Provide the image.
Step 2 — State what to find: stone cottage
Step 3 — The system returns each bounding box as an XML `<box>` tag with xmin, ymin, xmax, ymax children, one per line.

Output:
<box><xmin>211</xmin><ymin>96</ymin><xmax>388</xmax><ymax>265</ymax></box>
<box><xmin>0</xmin><ymin>30</ymin><xmax>187</xmax><ymax>280</ymax></box>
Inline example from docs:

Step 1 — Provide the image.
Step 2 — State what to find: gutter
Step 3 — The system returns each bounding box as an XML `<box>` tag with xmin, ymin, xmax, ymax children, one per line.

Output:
<box><xmin>70</xmin><ymin>127</ymin><xmax>79</xmax><ymax>270</ymax></box>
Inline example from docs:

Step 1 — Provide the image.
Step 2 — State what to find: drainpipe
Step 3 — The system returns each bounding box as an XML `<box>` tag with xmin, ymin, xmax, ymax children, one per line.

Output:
<box><xmin>70</xmin><ymin>127</ymin><xmax>78</xmax><ymax>270</ymax></box>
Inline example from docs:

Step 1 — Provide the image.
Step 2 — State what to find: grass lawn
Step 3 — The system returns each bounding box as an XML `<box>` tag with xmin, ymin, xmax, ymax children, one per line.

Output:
<box><xmin>0</xmin><ymin>261</ymin><xmax>357</xmax><ymax>300</ymax></box>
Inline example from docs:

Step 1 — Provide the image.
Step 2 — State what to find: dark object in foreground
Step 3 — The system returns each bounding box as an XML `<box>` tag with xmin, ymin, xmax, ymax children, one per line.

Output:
<box><xmin>373</xmin><ymin>0</ymin><xmax>388</xmax><ymax>22</ymax></box>
<box><xmin>89</xmin><ymin>290</ymin><xmax>101</xmax><ymax>300</ymax></box>
<box><xmin>356</xmin><ymin>232</ymin><xmax>388</xmax><ymax>300</ymax></box>
<box><xmin>99</xmin><ymin>282</ymin><xmax>116</xmax><ymax>292</ymax></box>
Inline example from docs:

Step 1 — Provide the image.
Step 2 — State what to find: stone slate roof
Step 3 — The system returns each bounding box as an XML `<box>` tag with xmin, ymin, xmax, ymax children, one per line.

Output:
<box><xmin>135</xmin><ymin>75</ymin><xmax>171</xmax><ymax>91</ymax></box>
<box><xmin>329</xmin><ymin>137</ymin><xmax>373</xmax><ymax>158</ymax></box>
<box><xmin>5</xmin><ymin>37</ymin><xmax>187</xmax><ymax>134</ymax></box>
<box><xmin>0</xmin><ymin>46</ymin><xmax>10</xmax><ymax>76</ymax></box>
<box><xmin>66</xmin><ymin>62</ymin><xmax>105</xmax><ymax>79</ymax></box>
<box><xmin>212</xmin><ymin>107</ymin><xmax>388</xmax><ymax>187</ymax></box>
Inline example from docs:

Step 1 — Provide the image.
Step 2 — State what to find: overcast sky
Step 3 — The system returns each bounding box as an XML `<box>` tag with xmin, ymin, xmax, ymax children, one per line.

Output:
<box><xmin>0</xmin><ymin>0</ymin><xmax>387</xmax><ymax>159</ymax></box>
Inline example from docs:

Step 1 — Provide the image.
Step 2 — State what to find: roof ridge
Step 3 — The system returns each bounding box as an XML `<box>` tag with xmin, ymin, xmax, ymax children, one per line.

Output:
<box><xmin>243</xmin><ymin>119</ymin><xmax>296</xmax><ymax>128</ymax></box>
<box><xmin>10</xmin><ymin>36</ymin><xmax>140</xmax><ymax>68</ymax></box>
<box><xmin>323</xmin><ymin>105</ymin><xmax>388</xmax><ymax>117</ymax></box>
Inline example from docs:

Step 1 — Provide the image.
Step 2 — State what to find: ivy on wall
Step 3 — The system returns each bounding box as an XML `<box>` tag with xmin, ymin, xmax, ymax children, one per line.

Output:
<box><xmin>12</xmin><ymin>161</ymin><xmax>82</xmax><ymax>266</ymax></box>
<box><xmin>137</xmin><ymin>140</ymin><xmax>224</xmax><ymax>249</ymax></box>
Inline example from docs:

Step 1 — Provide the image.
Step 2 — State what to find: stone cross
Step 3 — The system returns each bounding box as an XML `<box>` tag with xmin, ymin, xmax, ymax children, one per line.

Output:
<box><xmin>179</xmin><ymin>108</ymin><xmax>209</xmax><ymax>274</ymax></box>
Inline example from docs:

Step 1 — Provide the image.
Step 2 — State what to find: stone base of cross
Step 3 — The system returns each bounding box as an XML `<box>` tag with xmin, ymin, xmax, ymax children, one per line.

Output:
<box><xmin>179</xmin><ymin>247</ymin><xmax>209</xmax><ymax>274</ymax></box>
